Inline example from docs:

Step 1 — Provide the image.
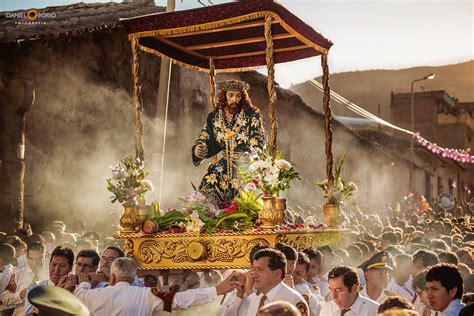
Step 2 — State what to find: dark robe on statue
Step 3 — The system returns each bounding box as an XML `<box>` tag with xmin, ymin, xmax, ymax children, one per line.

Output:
<box><xmin>192</xmin><ymin>108</ymin><xmax>266</xmax><ymax>207</ymax></box>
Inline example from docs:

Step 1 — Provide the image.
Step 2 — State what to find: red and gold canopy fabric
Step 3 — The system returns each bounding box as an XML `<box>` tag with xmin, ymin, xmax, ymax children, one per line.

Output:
<box><xmin>120</xmin><ymin>0</ymin><xmax>333</xmax><ymax>72</ymax></box>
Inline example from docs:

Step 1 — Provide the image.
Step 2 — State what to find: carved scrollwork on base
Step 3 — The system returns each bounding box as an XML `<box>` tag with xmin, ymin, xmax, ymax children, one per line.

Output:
<box><xmin>124</xmin><ymin>239</ymin><xmax>134</xmax><ymax>258</ymax></box>
<box><xmin>123</xmin><ymin>230</ymin><xmax>347</xmax><ymax>269</ymax></box>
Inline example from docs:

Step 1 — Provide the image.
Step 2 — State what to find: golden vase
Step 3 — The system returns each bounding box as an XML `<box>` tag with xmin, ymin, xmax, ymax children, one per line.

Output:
<box><xmin>273</xmin><ymin>197</ymin><xmax>287</xmax><ymax>224</ymax></box>
<box><xmin>119</xmin><ymin>202</ymin><xmax>140</xmax><ymax>233</ymax></box>
<box><xmin>260</xmin><ymin>196</ymin><xmax>286</xmax><ymax>230</ymax></box>
<box><xmin>323</xmin><ymin>203</ymin><xmax>341</xmax><ymax>228</ymax></box>
<box><xmin>136</xmin><ymin>204</ymin><xmax>150</xmax><ymax>224</ymax></box>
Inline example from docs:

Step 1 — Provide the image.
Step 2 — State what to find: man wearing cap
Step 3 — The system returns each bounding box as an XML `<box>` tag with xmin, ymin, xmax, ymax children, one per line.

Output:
<box><xmin>27</xmin><ymin>285</ymin><xmax>90</xmax><ymax>316</ymax></box>
<box><xmin>320</xmin><ymin>265</ymin><xmax>379</xmax><ymax>316</ymax></box>
<box><xmin>192</xmin><ymin>79</ymin><xmax>266</xmax><ymax>207</ymax></box>
<box><xmin>74</xmin><ymin>257</ymin><xmax>235</xmax><ymax>315</ymax></box>
<box><xmin>359</xmin><ymin>251</ymin><xmax>412</xmax><ymax>303</ymax></box>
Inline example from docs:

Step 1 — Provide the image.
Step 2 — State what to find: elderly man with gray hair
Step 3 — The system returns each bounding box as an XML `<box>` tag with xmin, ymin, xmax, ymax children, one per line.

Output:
<box><xmin>74</xmin><ymin>257</ymin><xmax>235</xmax><ymax>315</ymax></box>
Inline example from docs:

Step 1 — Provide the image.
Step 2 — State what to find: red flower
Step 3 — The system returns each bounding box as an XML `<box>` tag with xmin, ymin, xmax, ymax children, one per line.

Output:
<box><xmin>224</xmin><ymin>202</ymin><xmax>238</xmax><ymax>215</ymax></box>
<box><xmin>252</xmin><ymin>179</ymin><xmax>259</xmax><ymax>185</ymax></box>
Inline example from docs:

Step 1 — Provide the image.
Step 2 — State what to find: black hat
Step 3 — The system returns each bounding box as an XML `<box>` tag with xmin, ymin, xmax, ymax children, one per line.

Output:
<box><xmin>359</xmin><ymin>251</ymin><xmax>392</xmax><ymax>271</ymax></box>
<box><xmin>410</xmin><ymin>236</ymin><xmax>430</xmax><ymax>249</ymax></box>
<box><xmin>81</xmin><ymin>232</ymin><xmax>101</xmax><ymax>241</ymax></box>
<box><xmin>0</xmin><ymin>243</ymin><xmax>18</xmax><ymax>266</ymax></box>
<box><xmin>27</xmin><ymin>285</ymin><xmax>90</xmax><ymax>315</ymax></box>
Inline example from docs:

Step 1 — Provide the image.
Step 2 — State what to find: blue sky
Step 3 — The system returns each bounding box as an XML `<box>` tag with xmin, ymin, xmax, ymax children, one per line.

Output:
<box><xmin>2</xmin><ymin>0</ymin><xmax>473</xmax><ymax>88</ymax></box>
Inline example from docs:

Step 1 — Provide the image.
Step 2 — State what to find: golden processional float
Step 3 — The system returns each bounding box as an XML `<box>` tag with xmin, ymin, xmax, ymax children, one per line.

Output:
<box><xmin>116</xmin><ymin>0</ymin><xmax>347</xmax><ymax>270</ymax></box>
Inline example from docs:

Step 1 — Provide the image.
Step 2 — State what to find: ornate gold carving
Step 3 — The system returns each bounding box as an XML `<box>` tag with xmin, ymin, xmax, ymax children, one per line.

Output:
<box><xmin>124</xmin><ymin>239</ymin><xmax>134</xmax><ymax>258</ymax></box>
<box><xmin>119</xmin><ymin>230</ymin><xmax>346</xmax><ymax>270</ymax></box>
<box><xmin>187</xmin><ymin>241</ymin><xmax>206</xmax><ymax>261</ymax></box>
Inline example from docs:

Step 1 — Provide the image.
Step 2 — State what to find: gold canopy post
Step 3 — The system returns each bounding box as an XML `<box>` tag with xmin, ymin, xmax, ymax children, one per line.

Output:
<box><xmin>131</xmin><ymin>38</ymin><xmax>145</xmax><ymax>161</ymax></box>
<box><xmin>209</xmin><ymin>58</ymin><xmax>216</xmax><ymax>111</ymax></box>
<box><xmin>209</xmin><ymin>58</ymin><xmax>218</xmax><ymax>164</ymax></box>
<box><xmin>264</xmin><ymin>15</ymin><xmax>277</xmax><ymax>156</ymax></box>
<box><xmin>321</xmin><ymin>53</ymin><xmax>334</xmax><ymax>203</ymax></box>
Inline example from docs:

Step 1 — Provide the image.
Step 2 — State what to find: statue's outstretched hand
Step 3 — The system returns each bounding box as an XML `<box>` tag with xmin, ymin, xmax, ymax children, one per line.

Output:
<box><xmin>194</xmin><ymin>144</ymin><xmax>208</xmax><ymax>159</ymax></box>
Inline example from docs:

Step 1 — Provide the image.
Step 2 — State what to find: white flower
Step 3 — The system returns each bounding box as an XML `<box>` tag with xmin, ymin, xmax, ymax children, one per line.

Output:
<box><xmin>140</xmin><ymin>179</ymin><xmax>154</xmax><ymax>192</ymax></box>
<box><xmin>349</xmin><ymin>182</ymin><xmax>358</xmax><ymax>194</ymax></box>
<box><xmin>244</xmin><ymin>182</ymin><xmax>257</xmax><ymax>192</ymax></box>
<box><xmin>112</xmin><ymin>170</ymin><xmax>126</xmax><ymax>182</ymax></box>
<box><xmin>249</xmin><ymin>160</ymin><xmax>273</xmax><ymax>172</ymax></box>
<box><xmin>274</xmin><ymin>159</ymin><xmax>291</xmax><ymax>170</ymax></box>
<box><xmin>186</xmin><ymin>211</ymin><xmax>205</xmax><ymax>232</ymax></box>
<box><xmin>264</xmin><ymin>173</ymin><xmax>279</xmax><ymax>186</ymax></box>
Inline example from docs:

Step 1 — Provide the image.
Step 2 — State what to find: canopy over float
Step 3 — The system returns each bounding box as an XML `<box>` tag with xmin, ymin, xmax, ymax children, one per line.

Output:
<box><xmin>117</xmin><ymin>0</ymin><xmax>344</xmax><ymax>270</ymax></box>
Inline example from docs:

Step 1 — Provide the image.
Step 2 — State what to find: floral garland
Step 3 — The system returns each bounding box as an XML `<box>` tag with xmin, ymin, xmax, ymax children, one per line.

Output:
<box><xmin>413</xmin><ymin>133</ymin><xmax>474</xmax><ymax>164</ymax></box>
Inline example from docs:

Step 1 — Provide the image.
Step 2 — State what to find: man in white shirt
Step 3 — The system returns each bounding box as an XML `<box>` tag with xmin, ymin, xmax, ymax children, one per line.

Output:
<box><xmin>0</xmin><ymin>244</ymin><xmax>17</xmax><ymax>294</ymax></box>
<box><xmin>392</xmin><ymin>253</ymin><xmax>415</xmax><ymax>295</ymax></box>
<box><xmin>426</xmin><ymin>263</ymin><xmax>464</xmax><ymax>316</ymax></box>
<box><xmin>302</xmin><ymin>248</ymin><xmax>324</xmax><ymax>297</ymax></box>
<box><xmin>293</xmin><ymin>252</ymin><xmax>323</xmax><ymax>316</ymax></box>
<box><xmin>1</xmin><ymin>241</ymin><xmax>48</xmax><ymax>315</ymax></box>
<box><xmin>320</xmin><ymin>265</ymin><xmax>379</xmax><ymax>316</ymax></box>
<box><xmin>222</xmin><ymin>248</ymin><xmax>308</xmax><ymax>316</ymax></box>
<box><xmin>24</xmin><ymin>246</ymin><xmax>76</xmax><ymax>315</ymax></box>
<box><xmin>74</xmin><ymin>257</ymin><xmax>234</xmax><ymax>315</ymax></box>
<box><xmin>358</xmin><ymin>251</ymin><xmax>411</xmax><ymax>303</ymax></box>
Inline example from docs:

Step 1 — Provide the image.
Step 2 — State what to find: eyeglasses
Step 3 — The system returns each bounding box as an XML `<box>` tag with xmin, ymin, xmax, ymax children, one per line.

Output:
<box><xmin>100</xmin><ymin>256</ymin><xmax>116</xmax><ymax>263</ymax></box>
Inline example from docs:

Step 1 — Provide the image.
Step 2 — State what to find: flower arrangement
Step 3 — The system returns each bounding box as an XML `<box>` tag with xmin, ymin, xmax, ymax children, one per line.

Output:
<box><xmin>106</xmin><ymin>155</ymin><xmax>154</xmax><ymax>204</ymax></box>
<box><xmin>143</xmin><ymin>190</ymin><xmax>262</xmax><ymax>234</ymax></box>
<box><xmin>240</xmin><ymin>147</ymin><xmax>300</xmax><ymax>196</ymax></box>
<box><xmin>315</xmin><ymin>155</ymin><xmax>357</xmax><ymax>205</ymax></box>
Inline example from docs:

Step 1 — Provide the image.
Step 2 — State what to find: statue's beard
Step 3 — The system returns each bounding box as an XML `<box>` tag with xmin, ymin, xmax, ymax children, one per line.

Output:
<box><xmin>227</xmin><ymin>102</ymin><xmax>239</xmax><ymax>114</ymax></box>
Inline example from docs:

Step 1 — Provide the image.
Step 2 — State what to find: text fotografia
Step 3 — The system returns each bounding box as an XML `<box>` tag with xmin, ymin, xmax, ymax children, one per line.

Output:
<box><xmin>6</xmin><ymin>9</ymin><xmax>57</xmax><ymax>25</ymax></box>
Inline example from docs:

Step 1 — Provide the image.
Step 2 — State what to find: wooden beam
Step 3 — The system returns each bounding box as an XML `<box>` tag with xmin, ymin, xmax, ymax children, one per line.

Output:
<box><xmin>156</xmin><ymin>36</ymin><xmax>207</xmax><ymax>60</ymax></box>
<box><xmin>187</xmin><ymin>33</ymin><xmax>294</xmax><ymax>51</ymax></box>
<box><xmin>211</xmin><ymin>45</ymin><xmax>309</xmax><ymax>60</ymax></box>
<box><xmin>162</xmin><ymin>20</ymin><xmax>278</xmax><ymax>39</ymax></box>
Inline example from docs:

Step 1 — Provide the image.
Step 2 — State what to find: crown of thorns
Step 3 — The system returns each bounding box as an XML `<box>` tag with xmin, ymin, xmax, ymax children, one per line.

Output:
<box><xmin>217</xmin><ymin>80</ymin><xmax>250</xmax><ymax>92</ymax></box>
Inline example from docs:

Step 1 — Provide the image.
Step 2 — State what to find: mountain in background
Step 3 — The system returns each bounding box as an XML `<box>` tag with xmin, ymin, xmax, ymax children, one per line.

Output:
<box><xmin>290</xmin><ymin>60</ymin><xmax>474</xmax><ymax>123</ymax></box>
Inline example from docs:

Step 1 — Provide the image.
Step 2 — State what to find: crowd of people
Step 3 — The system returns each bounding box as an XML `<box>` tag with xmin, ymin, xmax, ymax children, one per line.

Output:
<box><xmin>0</xmin><ymin>202</ymin><xmax>473</xmax><ymax>316</ymax></box>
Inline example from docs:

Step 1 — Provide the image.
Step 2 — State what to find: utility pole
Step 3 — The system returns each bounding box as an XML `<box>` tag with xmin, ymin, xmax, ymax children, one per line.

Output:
<box><xmin>155</xmin><ymin>0</ymin><xmax>176</xmax><ymax>206</ymax></box>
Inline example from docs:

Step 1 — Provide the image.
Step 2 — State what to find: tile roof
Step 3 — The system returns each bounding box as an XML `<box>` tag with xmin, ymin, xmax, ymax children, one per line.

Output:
<box><xmin>0</xmin><ymin>0</ymin><xmax>164</xmax><ymax>43</ymax></box>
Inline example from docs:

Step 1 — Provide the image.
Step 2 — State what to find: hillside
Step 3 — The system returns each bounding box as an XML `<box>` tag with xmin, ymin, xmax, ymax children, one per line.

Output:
<box><xmin>290</xmin><ymin>60</ymin><xmax>474</xmax><ymax>122</ymax></box>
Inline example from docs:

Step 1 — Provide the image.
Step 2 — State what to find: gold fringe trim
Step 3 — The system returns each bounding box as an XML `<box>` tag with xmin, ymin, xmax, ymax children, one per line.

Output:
<box><xmin>127</xmin><ymin>11</ymin><xmax>329</xmax><ymax>72</ymax></box>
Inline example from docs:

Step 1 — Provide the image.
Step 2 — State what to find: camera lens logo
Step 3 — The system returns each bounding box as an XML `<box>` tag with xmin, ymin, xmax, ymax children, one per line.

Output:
<box><xmin>27</xmin><ymin>9</ymin><xmax>38</xmax><ymax>21</ymax></box>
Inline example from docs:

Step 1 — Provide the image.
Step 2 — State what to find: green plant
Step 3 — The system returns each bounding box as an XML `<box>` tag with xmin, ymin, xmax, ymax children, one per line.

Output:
<box><xmin>315</xmin><ymin>155</ymin><xmax>358</xmax><ymax>205</ymax></box>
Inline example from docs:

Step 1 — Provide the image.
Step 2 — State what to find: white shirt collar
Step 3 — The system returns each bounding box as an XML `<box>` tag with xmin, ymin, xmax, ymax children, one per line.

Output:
<box><xmin>114</xmin><ymin>281</ymin><xmax>132</xmax><ymax>288</ymax></box>
<box><xmin>263</xmin><ymin>281</ymin><xmax>285</xmax><ymax>302</ymax></box>
<box><xmin>349</xmin><ymin>295</ymin><xmax>367</xmax><ymax>314</ymax></box>
<box><xmin>441</xmin><ymin>299</ymin><xmax>464</xmax><ymax>315</ymax></box>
